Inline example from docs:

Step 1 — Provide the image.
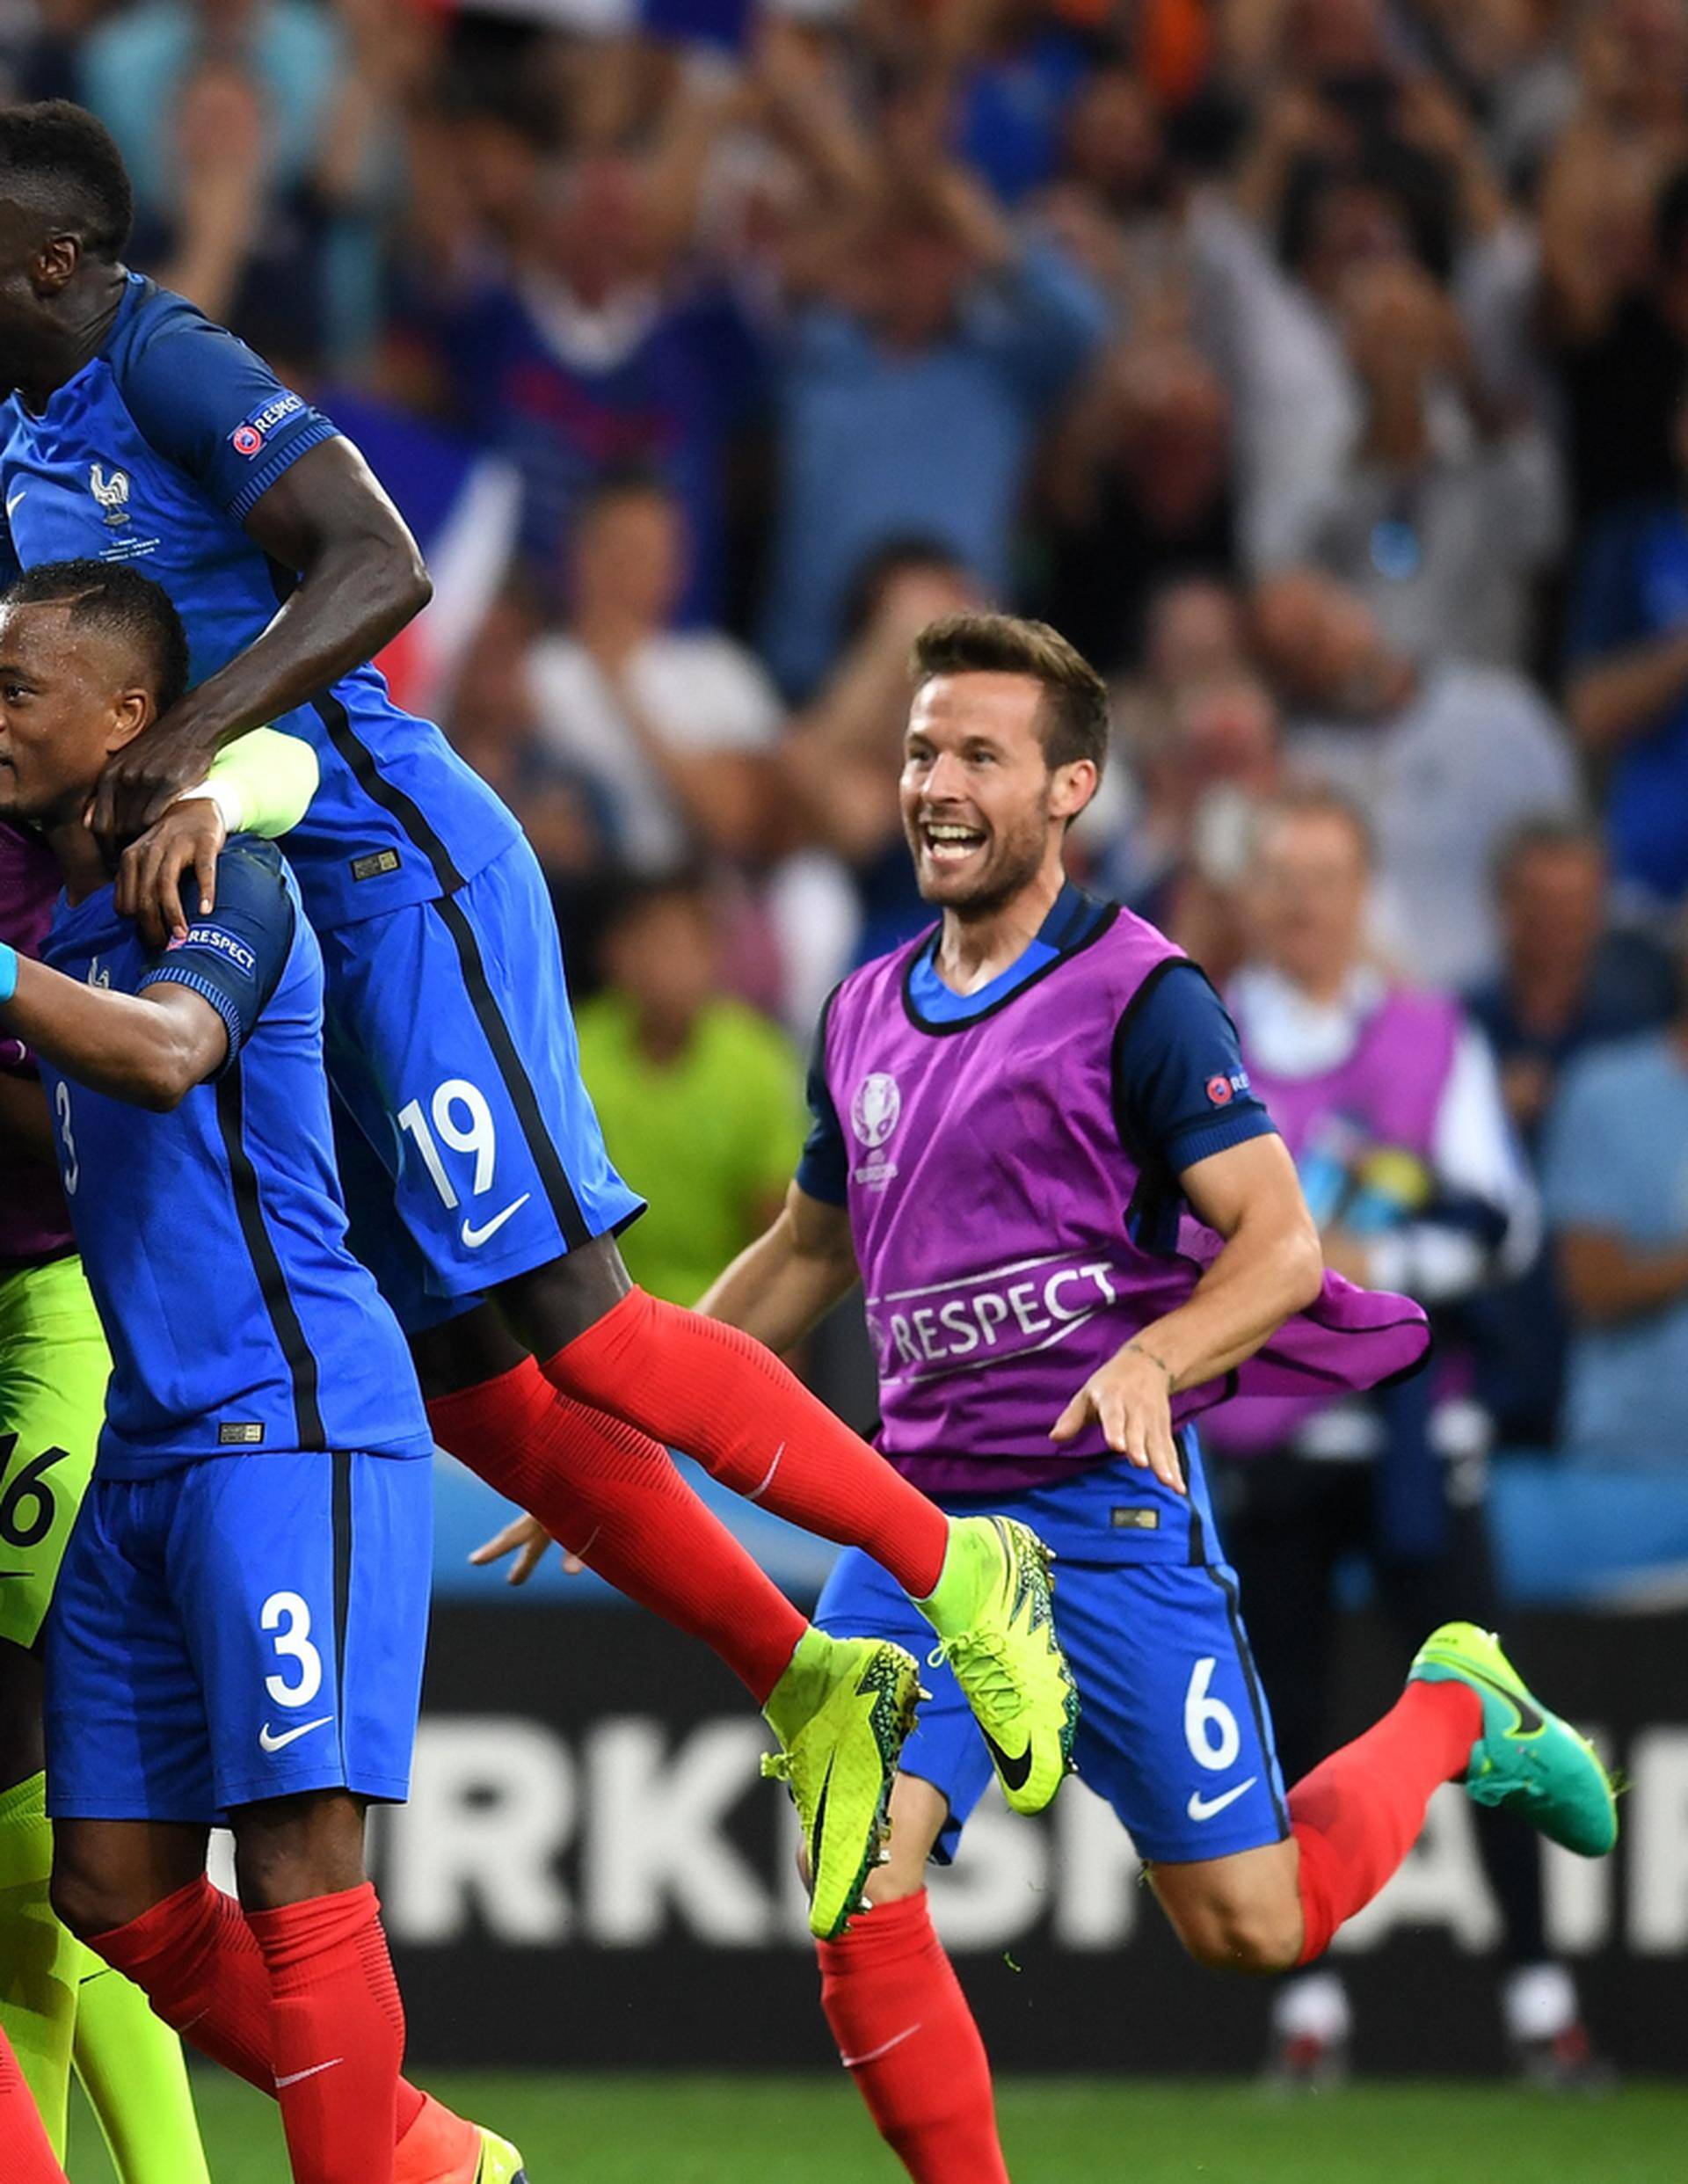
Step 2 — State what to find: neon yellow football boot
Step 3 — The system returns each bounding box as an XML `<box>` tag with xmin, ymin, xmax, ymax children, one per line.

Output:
<box><xmin>762</xmin><ymin>1630</ymin><xmax>924</xmax><ymax>1939</ymax></box>
<box><xmin>918</xmin><ymin>1515</ymin><xmax>1078</xmax><ymax>1815</ymax></box>
<box><xmin>472</xmin><ymin>2127</ymin><xmax>528</xmax><ymax>2182</ymax></box>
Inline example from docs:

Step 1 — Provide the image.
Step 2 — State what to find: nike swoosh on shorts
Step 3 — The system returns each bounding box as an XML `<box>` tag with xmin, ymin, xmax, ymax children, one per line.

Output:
<box><xmin>259</xmin><ymin>1714</ymin><xmax>334</xmax><ymax>1755</ymax></box>
<box><xmin>1186</xmin><ymin>1776</ymin><xmax>1258</xmax><ymax>1823</ymax></box>
<box><xmin>461</xmin><ymin>1195</ymin><xmax>532</xmax><ymax>1249</ymax></box>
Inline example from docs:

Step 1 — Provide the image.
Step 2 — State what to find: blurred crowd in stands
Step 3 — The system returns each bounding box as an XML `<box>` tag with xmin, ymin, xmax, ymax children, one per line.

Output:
<box><xmin>23</xmin><ymin>0</ymin><xmax>1688</xmax><ymax>1481</ymax></box>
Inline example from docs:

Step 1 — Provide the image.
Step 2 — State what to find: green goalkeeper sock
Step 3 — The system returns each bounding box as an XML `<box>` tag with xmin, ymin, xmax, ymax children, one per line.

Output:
<box><xmin>73</xmin><ymin>1955</ymin><xmax>211</xmax><ymax>2184</ymax></box>
<box><xmin>0</xmin><ymin>1770</ymin><xmax>79</xmax><ymax>2157</ymax></box>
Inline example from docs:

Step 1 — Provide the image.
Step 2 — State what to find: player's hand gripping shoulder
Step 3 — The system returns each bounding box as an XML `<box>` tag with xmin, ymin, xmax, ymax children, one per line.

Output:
<box><xmin>1051</xmin><ymin>1341</ymin><xmax>1186</xmax><ymax>1493</ymax></box>
<box><xmin>116</xmin><ymin>729</ymin><xmax>321</xmax><ymax>948</ymax></box>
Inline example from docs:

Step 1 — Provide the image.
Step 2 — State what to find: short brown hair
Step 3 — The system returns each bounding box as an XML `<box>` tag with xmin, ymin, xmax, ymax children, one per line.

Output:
<box><xmin>911</xmin><ymin>612</ymin><xmax>1110</xmax><ymax>775</ymax></box>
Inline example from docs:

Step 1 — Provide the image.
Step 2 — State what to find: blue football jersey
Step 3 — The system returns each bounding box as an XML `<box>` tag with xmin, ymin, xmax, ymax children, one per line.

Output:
<box><xmin>0</xmin><ymin>273</ymin><xmax>520</xmax><ymax>930</ymax></box>
<box><xmin>39</xmin><ymin>839</ymin><xmax>433</xmax><ymax>1475</ymax></box>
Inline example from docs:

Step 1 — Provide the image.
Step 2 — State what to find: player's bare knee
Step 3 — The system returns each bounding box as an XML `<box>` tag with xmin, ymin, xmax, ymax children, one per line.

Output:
<box><xmin>50</xmin><ymin>1861</ymin><xmax>132</xmax><ymax>1943</ymax></box>
<box><xmin>233</xmin><ymin>1789</ymin><xmax>367</xmax><ymax>1912</ymax></box>
<box><xmin>1172</xmin><ymin>1892</ymin><xmax>1302</xmax><ymax>1974</ymax></box>
<box><xmin>860</xmin><ymin>1854</ymin><xmax>926</xmax><ymax>1909</ymax></box>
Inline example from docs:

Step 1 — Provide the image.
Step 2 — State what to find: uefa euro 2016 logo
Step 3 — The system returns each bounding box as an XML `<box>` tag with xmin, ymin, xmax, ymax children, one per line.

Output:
<box><xmin>851</xmin><ymin>1072</ymin><xmax>901</xmax><ymax>1149</ymax></box>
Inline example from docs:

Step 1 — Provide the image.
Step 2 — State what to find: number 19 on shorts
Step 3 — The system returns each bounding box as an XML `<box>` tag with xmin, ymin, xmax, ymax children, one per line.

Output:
<box><xmin>398</xmin><ymin>1077</ymin><xmax>532</xmax><ymax>1252</ymax></box>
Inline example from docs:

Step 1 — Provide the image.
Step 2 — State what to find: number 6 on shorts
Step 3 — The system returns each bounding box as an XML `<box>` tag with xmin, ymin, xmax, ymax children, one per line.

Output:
<box><xmin>1184</xmin><ymin>1656</ymin><xmax>1241</xmax><ymax>1773</ymax></box>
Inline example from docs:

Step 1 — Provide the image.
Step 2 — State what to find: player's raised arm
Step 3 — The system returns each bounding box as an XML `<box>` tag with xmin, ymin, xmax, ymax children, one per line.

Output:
<box><xmin>699</xmin><ymin>985</ymin><xmax>863</xmax><ymax>1347</ymax></box>
<box><xmin>115</xmin><ymin>724</ymin><xmax>322</xmax><ymax>947</ymax></box>
<box><xmin>697</xmin><ymin>1180</ymin><xmax>862</xmax><ymax>1352</ymax></box>
<box><xmin>93</xmin><ymin>433</ymin><xmax>429</xmax><ymax>841</ymax></box>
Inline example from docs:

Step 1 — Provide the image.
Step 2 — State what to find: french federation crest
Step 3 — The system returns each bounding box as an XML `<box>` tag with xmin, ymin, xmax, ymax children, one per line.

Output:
<box><xmin>89</xmin><ymin>462</ymin><xmax>130</xmax><ymax>527</ymax></box>
<box><xmin>850</xmin><ymin>1071</ymin><xmax>901</xmax><ymax>1149</ymax></box>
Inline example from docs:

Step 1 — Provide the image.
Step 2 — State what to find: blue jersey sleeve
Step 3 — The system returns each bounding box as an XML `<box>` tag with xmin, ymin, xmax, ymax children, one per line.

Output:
<box><xmin>139</xmin><ymin>840</ymin><xmax>296</xmax><ymax>1070</ymax></box>
<box><xmin>1114</xmin><ymin>963</ymin><xmax>1277</xmax><ymax>1174</ymax></box>
<box><xmin>118</xmin><ymin>297</ymin><xmax>338</xmax><ymax>523</ymax></box>
<box><xmin>796</xmin><ymin>989</ymin><xmax>849</xmax><ymax>1206</ymax></box>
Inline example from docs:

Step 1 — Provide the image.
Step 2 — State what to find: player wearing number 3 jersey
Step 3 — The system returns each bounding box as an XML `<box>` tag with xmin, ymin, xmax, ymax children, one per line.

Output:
<box><xmin>688</xmin><ymin>615</ymin><xmax>1619</xmax><ymax>2184</ymax></box>
<box><xmin>0</xmin><ymin>772</ymin><xmax>311</xmax><ymax>2180</ymax></box>
<box><xmin>0</xmin><ymin>562</ymin><xmax>525</xmax><ymax>2184</ymax></box>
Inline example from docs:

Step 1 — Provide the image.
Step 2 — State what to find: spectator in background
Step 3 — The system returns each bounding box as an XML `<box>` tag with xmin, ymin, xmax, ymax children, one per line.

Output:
<box><xmin>1037</xmin><ymin>60</ymin><xmax>1185</xmax><ymax>324</ymax></box>
<box><xmin>945</xmin><ymin>0</ymin><xmax>1095</xmax><ymax>207</ymax></box>
<box><xmin>80</xmin><ymin>0</ymin><xmax>340</xmax><ymax>221</ymax></box>
<box><xmin>758</xmin><ymin>122</ymin><xmax>1105</xmax><ymax>693</ymax></box>
<box><xmin>528</xmin><ymin>470</ymin><xmax>781</xmax><ymax>876</ymax></box>
<box><xmin>1566</xmin><ymin>384</ymin><xmax>1688</xmax><ymax>914</ymax></box>
<box><xmin>1544</xmin><ymin>947</ymin><xmax>1688</xmax><ymax>1468</ymax></box>
<box><xmin>1035</xmin><ymin>339</ymin><xmax>1238</xmax><ymax>676</ymax></box>
<box><xmin>575</xmin><ymin>871</ymin><xmax>803</xmax><ymax>1307</ymax></box>
<box><xmin>1470</xmin><ymin>814</ymin><xmax>1677</xmax><ymax>1151</ymax></box>
<box><xmin>781</xmin><ymin>541</ymin><xmax>986</xmax><ymax>966</ymax></box>
<box><xmin>1207</xmin><ymin>786</ymin><xmax>1596</xmax><ymax>2090</ymax></box>
<box><xmin>78</xmin><ymin>0</ymin><xmax>404</xmax><ymax>368</ymax></box>
<box><xmin>1252</xmin><ymin>568</ymin><xmax>1577</xmax><ymax>985</ymax></box>
<box><xmin>1108</xmin><ymin>669</ymin><xmax>1282</xmax><ymax>986</ymax></box>
<box><xmin>1539</xmin><ymin>18</ymin><xmax>1688</xmax><ymax>528</ymax></box>
<box><xmin>1465</xmin><ymin>814</ymin><xmax>1677</xmax><ymax>1441</ymax></box>
<box><xmin>411</xmin><ymin>80</ymin><xmax>767</xmax><ymax>622</ymax></box>
<box><xmin>445</xmin><ymin>593</ymin><xmax>609</xmax><ymax>904</ymax></box>
<box><xmin>1191</xmin><ymin>4</ymin><xmax>1538</xmax><ymax>569</ymax></box>
<box><xmin>1277</xmin><ymin>255</ymin><xmax>1563</xmax><ymax>669</ymax></box>
<box><xmin>1140</xmin><ymin>574</ymin><xmax>1250</xmax><ymax>689</ymax></box>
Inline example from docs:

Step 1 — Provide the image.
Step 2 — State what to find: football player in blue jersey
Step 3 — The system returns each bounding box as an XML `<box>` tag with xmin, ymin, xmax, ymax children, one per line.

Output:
<box><xmin>0</xmin><ymin>98</ymin><xmax>1079</xmax><ymax>1940</ymax></box>
<box><xmin>0</xmin><ymin>562</ymin><xmax>524</xmax><ymax>2184</ymax></box>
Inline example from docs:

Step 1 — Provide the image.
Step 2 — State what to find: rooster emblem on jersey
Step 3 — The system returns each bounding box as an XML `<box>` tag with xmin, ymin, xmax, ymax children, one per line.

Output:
<box><xmin>89</xmin><ymin>462</ymin><xmax>130</xmax><ymax>527</ymax></box>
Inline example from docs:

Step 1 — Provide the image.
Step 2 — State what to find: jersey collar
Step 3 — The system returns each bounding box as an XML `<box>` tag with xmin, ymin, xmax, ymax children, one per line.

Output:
<box><xmin>902</xmin><ymin>880</ymin><xmax>1117</xmax><ymax>1034</ymax></box>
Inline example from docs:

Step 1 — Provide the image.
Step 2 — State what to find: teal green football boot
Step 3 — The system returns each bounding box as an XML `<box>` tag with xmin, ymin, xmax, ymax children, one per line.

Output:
<box><xmin>1410</xmin><ymin>1622</ymin><xmax>1617</xmax><ymax>1858</ymax></box>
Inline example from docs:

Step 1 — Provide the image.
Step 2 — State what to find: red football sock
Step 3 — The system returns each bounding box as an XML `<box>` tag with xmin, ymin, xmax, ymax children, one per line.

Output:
<box><xmin>429</xmin><ymin>1360</ymin><xmax>808</xmax><ymax>1704</ymax></box>
<box><xmin>0</xmin><ymin>2025</ymin><xmax>66</xmax><ymax>2182</ymax></box>
<box><xmin>543</xmin><ymin>1288</ymin><xmax>950</xmax><ymax>1598</ymax></box>
<box><xmin>246</xmin><ymin>1884</ymin><xmax>404</xmax><ymax>2184</ymax></box>
<box><xmin>817</xmin><ymin>1892</ymin><xmax>1008</xmax><ymax>2184</ymax></box>
<box><xmin>89</xmin><ymin>1880</ymin><xmax>473</xmax><ymax>2180</ymax></box>
<box><xmin>91</xmin><ymin>1876</ymin><xmax>281</xmax><ymax>2092</ymax></box>
<box><xmin>1290</xmin><ymin>1680</ymin><xmax>1482</xmax><ymax>1962</ymax></box>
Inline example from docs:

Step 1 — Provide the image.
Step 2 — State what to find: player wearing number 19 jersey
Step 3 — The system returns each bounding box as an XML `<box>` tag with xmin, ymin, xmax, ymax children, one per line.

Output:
<box><xmin>696</xmin><ymin>613</ymin><xmax>1618</xmax><ymax>2184</ymax></box>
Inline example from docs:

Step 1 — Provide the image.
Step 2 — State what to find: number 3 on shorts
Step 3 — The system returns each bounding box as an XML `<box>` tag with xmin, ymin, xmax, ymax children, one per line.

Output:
<box><xmin>262</xmin><ymin>1591</ymin><xmax>324</xmax><ymax>1709</ymax></box>
<box><xmin>1183</xmin><ymin>1656</ymin><xmax>1241</xmax><ymax>1773</ymax></box>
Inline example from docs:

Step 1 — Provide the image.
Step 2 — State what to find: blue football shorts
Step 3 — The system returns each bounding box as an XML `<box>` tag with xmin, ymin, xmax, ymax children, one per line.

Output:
<box><xmin>817</xmin><ymin>1489</ymin><xmax>1289</xmax><ymax>1867</ymax></box>
<box><xmin>45</xmin><ymin>1450</ymin><xmax>431</xmax><ymax>1823</ymax></box>
<box><xmin>319</xmin><ymin>835</ymin><xmax>644</xmax><ymax>1334</ymax></box>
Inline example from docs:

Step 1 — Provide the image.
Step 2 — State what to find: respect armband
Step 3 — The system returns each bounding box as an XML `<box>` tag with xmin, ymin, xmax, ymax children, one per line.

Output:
<box><xmin>0</xmin><ymin>941</ymin><xmax>18</xmax><ymax>1005</ymax></box>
